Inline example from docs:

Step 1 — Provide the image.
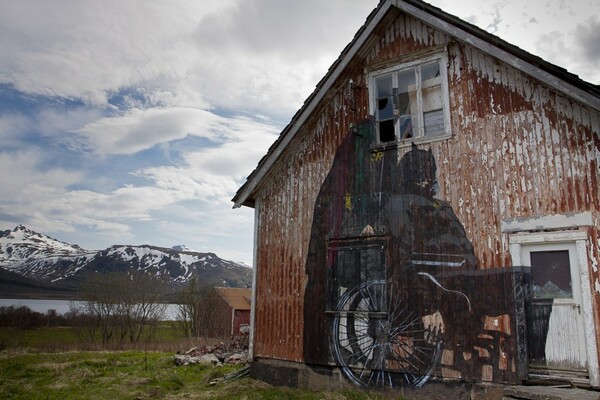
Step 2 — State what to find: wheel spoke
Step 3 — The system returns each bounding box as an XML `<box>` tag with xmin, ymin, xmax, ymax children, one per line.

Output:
<box><xmin>332</xmin><ymin>280</ymin><xmax>439</xmax><ymax>388</ymax></box>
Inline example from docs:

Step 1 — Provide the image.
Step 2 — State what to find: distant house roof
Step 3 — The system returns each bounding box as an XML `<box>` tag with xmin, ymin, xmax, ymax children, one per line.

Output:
<box><xmin>215</xmin><ymin>287</ymin><xmax>251</xmax><ymax>311</ymax></box>
<box><xmin>232</xmin><ymin>0</ymin><xmax>600</xmax><ymax>209</ymax></box>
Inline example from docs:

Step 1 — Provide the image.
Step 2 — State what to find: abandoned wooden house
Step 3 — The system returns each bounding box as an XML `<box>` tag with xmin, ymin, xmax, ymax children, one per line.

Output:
<box><xmin>232</xmin><ymin>0</ymin><xmax>600</xmax><ymax>390</ymax></box>
<box><xmin>202</xmin><ymin>287</ymin><xmax>251</xmax><ymax>337</ymax></box>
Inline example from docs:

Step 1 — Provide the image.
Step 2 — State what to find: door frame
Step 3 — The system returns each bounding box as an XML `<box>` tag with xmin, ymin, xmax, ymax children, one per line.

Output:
<box><xmin>509</xmin><ymin>230</ymin><xmax>599</xmax><ymax>386</ymax></box>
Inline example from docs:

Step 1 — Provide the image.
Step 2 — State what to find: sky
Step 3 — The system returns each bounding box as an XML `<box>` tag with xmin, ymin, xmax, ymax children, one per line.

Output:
<box><xmin>0</xmin><ymin>0</ymin><xmax>598</xmax><ymax>266</ymax></box>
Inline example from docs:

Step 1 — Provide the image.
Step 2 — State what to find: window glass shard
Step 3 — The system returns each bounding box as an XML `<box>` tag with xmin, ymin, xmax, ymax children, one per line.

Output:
<box><xmin>377</xmin><ymin>97</ymin><xmax>394</xmax><ymax>120</ymax></box>
<box><xmin>421</xmin><ymin>62</ymin><xmax>441</xmax><ymax>82</ymax></box>
<box><xmin>376</xmin><ymin>74</ymin><xmax>393</xmax><ymax>97</ymax></box>
<box><xmin>398</xmin><ymin>69</ymin><xmax>416</xmax><ymax>94</ymax></box>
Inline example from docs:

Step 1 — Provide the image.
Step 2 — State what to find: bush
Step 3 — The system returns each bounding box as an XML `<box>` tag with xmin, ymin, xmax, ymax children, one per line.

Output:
<box><xmin>0</xmin><ymin>305</ymin><xmax>69</xmax><ymax>329</ymax></box>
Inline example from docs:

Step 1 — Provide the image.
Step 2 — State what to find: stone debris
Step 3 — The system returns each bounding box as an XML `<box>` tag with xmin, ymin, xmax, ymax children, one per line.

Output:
<box><xmin>174</xmin><ymin>335</ymin><xmax>249</xmax><ymax>367</ymax></box>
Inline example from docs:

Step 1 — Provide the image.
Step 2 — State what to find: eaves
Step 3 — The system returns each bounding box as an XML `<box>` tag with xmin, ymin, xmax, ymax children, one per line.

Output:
<box><xmin>232</xmin><ymin>0</ymin><xmax>600</xmax><ymax>209</ymax></box>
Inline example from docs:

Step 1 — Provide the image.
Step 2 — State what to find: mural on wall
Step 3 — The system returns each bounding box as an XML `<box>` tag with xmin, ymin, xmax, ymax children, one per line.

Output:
<box><xmin>303</xmin><ymin>120</ymin><xmax>526</xmax><ymax>387</ymax></box>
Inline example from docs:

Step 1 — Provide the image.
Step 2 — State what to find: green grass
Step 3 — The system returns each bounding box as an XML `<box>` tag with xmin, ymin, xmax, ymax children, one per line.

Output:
<box><xmin>0</xmin><ymin>327</ymin><xmax>79</xmax><ymax>350</ymax></box>
<box><xmin>0</xmin><ymin>327</ymin><xmax>401</xmax><ymax>399</ymax></box>
<box><xmin>0</xmin><ymin>351</ymin><xmax>391</xmax><ymax>400</ymax></box>
<box><xmin>0</xmin><ymin>324</ymin><xmax>206</xmax><ymax>352</ymax></box>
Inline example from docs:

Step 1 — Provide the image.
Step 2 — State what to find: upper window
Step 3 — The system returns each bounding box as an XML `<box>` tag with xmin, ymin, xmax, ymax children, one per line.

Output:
<box><xmin>370</xmin><ymin>55</ymin><xmax>450</xmax><ymax>144</ymax></box>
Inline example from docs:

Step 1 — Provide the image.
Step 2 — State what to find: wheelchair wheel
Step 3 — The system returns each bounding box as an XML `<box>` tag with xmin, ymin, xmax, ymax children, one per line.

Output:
<box><xmin>331</xmin><ymin>280</ymin><xmax>442</xmax><ymax>387</ymax></box>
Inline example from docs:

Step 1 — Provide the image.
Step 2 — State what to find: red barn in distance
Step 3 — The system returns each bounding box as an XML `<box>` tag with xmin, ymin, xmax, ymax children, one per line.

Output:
<box><xmin>213</xmin><ymin>287</ymin><xmax>251</xmax><ymax>337</ymax></box>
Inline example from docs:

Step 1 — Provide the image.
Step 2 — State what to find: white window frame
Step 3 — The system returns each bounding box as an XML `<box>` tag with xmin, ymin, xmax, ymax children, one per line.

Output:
<box><xmin>368</xmin><ymin>52</ymin><xmax>451</xmax><ymax>146</ymax></box>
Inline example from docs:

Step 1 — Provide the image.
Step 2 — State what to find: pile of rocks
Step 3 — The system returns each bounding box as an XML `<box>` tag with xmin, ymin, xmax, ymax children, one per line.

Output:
<box><xmin>174</xmin><ymin>335</ymin><xmax>249</xmax><ymax>367</ymax></box>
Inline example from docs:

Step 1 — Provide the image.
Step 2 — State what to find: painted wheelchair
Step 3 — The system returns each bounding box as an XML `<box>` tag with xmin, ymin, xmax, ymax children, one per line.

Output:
<box><xmin>329</xmin><ymin>250</ymin><xmax>479</xmax><ymax>388</ymax></box>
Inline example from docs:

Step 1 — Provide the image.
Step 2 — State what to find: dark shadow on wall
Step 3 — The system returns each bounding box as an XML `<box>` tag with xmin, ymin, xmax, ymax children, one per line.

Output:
<box><xmin>302</xmin><ymin>122</ymin><xmax>527</xmax><ymax>387</ymax></box>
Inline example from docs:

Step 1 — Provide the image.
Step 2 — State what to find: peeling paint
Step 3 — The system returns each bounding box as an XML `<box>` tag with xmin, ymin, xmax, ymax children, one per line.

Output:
<box><xmin>249</xmin><ymin>6</ymin><xmax>600</xmax><ymax>385</ymax></box>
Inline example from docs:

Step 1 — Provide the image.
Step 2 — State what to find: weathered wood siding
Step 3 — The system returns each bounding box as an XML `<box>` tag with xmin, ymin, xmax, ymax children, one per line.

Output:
<box><xmin>251</xmin><ymin>8</ymin><xmax>600</xmax><ymax>375</ymax></box>
<box><xmin>253</xmin><ymin>62</ymin><xmax>371</xmax><ymax>361</ymax></box>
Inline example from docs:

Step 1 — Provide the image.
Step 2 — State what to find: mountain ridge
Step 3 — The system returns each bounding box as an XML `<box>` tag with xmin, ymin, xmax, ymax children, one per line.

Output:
<box><xmin>0</xmin><ymin>225</ymin><xmax>252</xmax><ymax>299</ymax></box>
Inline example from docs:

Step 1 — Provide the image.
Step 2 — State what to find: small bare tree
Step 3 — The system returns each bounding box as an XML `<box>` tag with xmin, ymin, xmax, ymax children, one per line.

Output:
<box><xmin>176</xmin><ymin>280</ymin><xmax>234</xmax><ymax>338</ymax></box>
<box><xmin>196</xmin><ymin>289</ymin><xmax>231</xmax><ymax>338</ymax></box>
<box><xmin>75</xmin><ymin>270</ymin><xmax>167</xmax><ymax>344</ymax></box>
<box><xmin>175</xmin><ymin>277</ymin><xmax>207</xmax><ymax>337</ymax></box>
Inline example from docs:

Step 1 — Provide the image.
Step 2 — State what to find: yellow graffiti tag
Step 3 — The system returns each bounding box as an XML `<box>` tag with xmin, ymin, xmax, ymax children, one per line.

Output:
<box><xmin>371</xmin><ymin>151</ymin><xmax>383</xmax><ymax>162</ymax></box>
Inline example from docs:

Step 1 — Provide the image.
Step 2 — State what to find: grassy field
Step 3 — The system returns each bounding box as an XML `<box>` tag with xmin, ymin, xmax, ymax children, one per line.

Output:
<box><xmin>0</xmin><ymin>324</ymin><xmax>212</xmax><ymax>352</ymax></box>
<box><xmin>0</xmin><ymin>350</ymin><xmax>389</xmax><ymax>400</ymax></box>
<box><xmin>0</xmin><ymin>327</ymin><xmax>392</xmax><ymax>400</ymax></box>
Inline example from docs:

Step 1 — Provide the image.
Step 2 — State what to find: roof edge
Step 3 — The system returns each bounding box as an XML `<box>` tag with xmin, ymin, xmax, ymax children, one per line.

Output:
<box><xmin>232</xmin><ymin>0</ymin><xmax>600</xmax><ymax>209</ymax></box>
<box><xmin>394</xmin><ymin>0</ymin><xmax>600</xmax><ymax>109</ymax></box>
<box><xmin>231</xmin><ymin>0</ymin><xmax>392</xmax><ymax>208</ymax></box>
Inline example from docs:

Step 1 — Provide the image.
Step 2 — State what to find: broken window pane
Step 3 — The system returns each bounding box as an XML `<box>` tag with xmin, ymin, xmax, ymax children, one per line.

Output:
<box><xmin>379</xmin><ymin>120</ymin><xmax>396</xmax><ymax>142</ymax></box>
<box><xmin>421</xmin><ymin>61</ymin><xmax>440</xmax><ymax>82</ymax></box>
<box><xmin>377</xmin><ymin>97</ymin><xmax>394</xmax><ymax>121</ymax></box>
<box><xmin>395</xmin><ymin>91</ymin><xmax>410</xmax><ymax>115</ymax></box>
<box><xmin>376</xmin><ymin>74</ymin><xmax>393</xmax><ymax>97</ymax></box>
<box><xmin>395</xmin><ymin>69</ymin><xmax>417</xmax><ymax>140</ymax></box>
<box><xmin>397</xmin><ymin>69</ymin><xmax>416</xmax><ymax>95</ymax></box>
<box><xmin>375</xmin><ymin>74</ymin><xmax>396</xmax><ymax>143</ymax></box>
<box><xmin>372</xmin><ymin>57</ymin><xmax>448</xmax><ymax>143</ymax></box>
<box><xmin>422</xmin><ymin>85</ymin><xmax>443</xmax><ymax>112</ymax></box>
<box><xmin>399</xmin><ymin>115</ymin><xmax>414</xmax><ymax>139</ymax></box>
<box><xmin>421</xmin><ymin>62</ymin><xmax>443</xmax><ymax>137</ymax></box>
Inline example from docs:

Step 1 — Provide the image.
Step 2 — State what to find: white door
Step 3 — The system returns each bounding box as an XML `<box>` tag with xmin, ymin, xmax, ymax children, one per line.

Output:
<box><xmin>521</xmin><ymin>242</ymin><xmax>588</xmax><ymax>371</ymax></box>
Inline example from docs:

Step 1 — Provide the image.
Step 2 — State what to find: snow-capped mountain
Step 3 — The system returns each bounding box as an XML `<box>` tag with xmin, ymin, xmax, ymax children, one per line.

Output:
<box><xmin>0</xmin><ymin>225</ymin><xmax>252</xmax><ymax>294</ymax></box>
<box><xmin>0</xmin><ymin>225</ymin><xmax>96</xmax><ymax>281</ymax></box>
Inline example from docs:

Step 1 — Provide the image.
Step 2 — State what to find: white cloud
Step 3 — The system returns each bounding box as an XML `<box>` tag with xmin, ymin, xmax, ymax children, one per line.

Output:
<box><xmin>484</xmin><ymin>4</ymin><xmax>505</xmax><ymax>34</ymax></box>
<box><xmin>428</xmin><ymin>0</ymin><xmax>600</xmax><ymax>84</ymax></box>
<box><xmin>183</xmin><ymin>118</ymin><xmax>279</xmax><ymax>177</ymax></box>
<box><xmin>154</xmin><ymin>205</ymin><xmax>256</xmax><ymax>264</ymax></box>
<box><xmin>0</xmin><ymin>108</ymin><xmax>277</xmax><ymax>260</ymax></box>
<box><xmin>72</xmin><ymin>106</ymin><xmax>279</xmax><ymax>157</ymax></box>
<box><xmin>574</xmin><ymin>17</ymin><xmax>600</xmax><ymax>65</ymax></box>
<box><xmin>190</xmin><ymin>0</ymin><xmax>379</xmax><ymax>118</ymax></box>
<box><xmin>1</xmin><ymin>180</ymin><xmax>175</xmax><ymax>248</ymax></box>
<box><xmin>134</xmin><ymin>116</ymin><xmax>279</xmax><ymax>204</ymax></box>
<box><xmin>0</xmin><ymin>0</ymin><xmax>379</xmax><ymax>119</ymax></box>
<box><xmin>73</xmin><ymin>107</ymin><xmax>217</xmax><ymax>155</ymax></box>
<box><xmin>0</xmin><ymin>150</ymin><xmax>83</xmax><ymax>197</ymax></box>
<box><xmin>0</xmin><ymin>0</ymin><xmax>233</xmax><ymax>106</ymax></box>
<box><xmin>0</xmin><ymin>114</ymin><xmax>32</xmax><ymax>144</ymax></box>
<box><xmin>535</xmin><ymin>16</ymin><xmax>600</xmax><ymax>84</ymax></box>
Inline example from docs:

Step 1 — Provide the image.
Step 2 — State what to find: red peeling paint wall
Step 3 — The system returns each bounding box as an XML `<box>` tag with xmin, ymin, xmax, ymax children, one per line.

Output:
<box><xmin>250</xmin><ymin>8</ymin><xmax>600</xmax><ymax>384</ymax></box>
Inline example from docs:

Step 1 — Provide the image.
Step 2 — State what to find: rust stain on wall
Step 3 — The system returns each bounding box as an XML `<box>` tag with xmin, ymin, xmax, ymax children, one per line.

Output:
<box><xmin>249</xmin><ymin>8</ymin><xmax>600</xmax><ymax>381</ymax></box>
